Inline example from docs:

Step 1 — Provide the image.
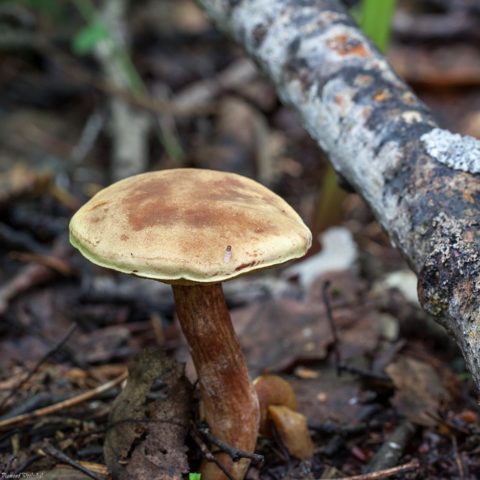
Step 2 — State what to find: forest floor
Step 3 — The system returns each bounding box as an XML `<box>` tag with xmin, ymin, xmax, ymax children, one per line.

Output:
<box><xmin>1</xmin><ymin>0</ymin><xmax>480</xmax><ymax>478</ymax></box>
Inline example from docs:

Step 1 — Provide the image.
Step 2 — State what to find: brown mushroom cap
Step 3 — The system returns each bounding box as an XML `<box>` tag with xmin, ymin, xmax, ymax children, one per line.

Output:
<box><xmin>69</xmin><ymin>169</ymin><xmax>311</xmax><ymax>284</ymax></box>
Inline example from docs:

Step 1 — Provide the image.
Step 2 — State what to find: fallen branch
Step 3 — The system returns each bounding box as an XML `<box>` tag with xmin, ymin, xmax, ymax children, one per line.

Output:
<box><xmin>92</xmin><ymin>0</ymin><xmax>151</xmax><ymax>180</ymax></box>
<box><xmin>197</xmin><ymin>0</ymin><xmax>480</xmax><ymax>388</ymax></box>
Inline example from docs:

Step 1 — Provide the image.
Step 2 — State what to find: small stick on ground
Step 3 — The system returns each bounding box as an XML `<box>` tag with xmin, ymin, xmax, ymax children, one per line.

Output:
<box><xmin>42</xmin><ymin>444</ymin><xmax>105</xmax><ymax>480</ymax></box>
<box><xmin>198</xmin><ymin>423</ymin><xmax>264</xmax><ymax>466</ymax></box>
<box><xmin>0</xmin><ymin>236</ymin><xmax>71</xmax><ymax>317</ymax></box>
<box><xmin>70</xmin><ymin>109</ymin><xmax>106</xmax><ymax>165</ymax></box>
<box><xmin>452</xmin><ymin>434</ymin><xmax>466</xmax><ymax>479</ymax></box>
<box><xmin>337</xmin><ymin>363</ymin><xmax>392</xmax><ymax>384</ymax></box>
<box><xmin>0</xmin><ymin>323</ymin><xmax>77</xmax><ymax>411</ymax></box>
<box><xmin>322</xmin><ymin>281</ymin><xmax>341</xmax><ymax>373</ymax></box>
<box><xmin>331</xmin><ymin>458</ymin><xmax>420</xmax><ymax>480</ymax></box>
<box><xmin>190</xmin><ymin>423</ymin><xmax>235</xmax><ymax>480</ymax></box>
<box><xmin>365</xmin><ymin>420</ymin><xmax>416</xmax><ymax>473</ymax></box>
<box><xmin>0</xmin><ymin>370</ymin><xmax>127</xmax><ymax>431</ymax></box>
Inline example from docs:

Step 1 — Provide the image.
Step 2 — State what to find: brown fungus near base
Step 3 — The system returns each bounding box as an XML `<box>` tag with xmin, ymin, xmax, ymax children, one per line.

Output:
<box><xmin>253</xmin><ymin>374</ymin><xmax>298</xmax><ymax>436</ymax></box>
<box><xmin>69</xmin><ymin>168</ymin><xmax>311</xmax><ymax>480</ymax></box>
<box><xmin>254</xmin><ymin>374</ymin><xmax>314</xmax><ymax>460</ymax></box>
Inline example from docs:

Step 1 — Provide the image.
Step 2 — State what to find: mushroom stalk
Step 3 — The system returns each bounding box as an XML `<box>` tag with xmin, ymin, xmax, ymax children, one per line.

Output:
<box><xmin>173</xmin><ymin>283</ymin><xmax>259</xmax><ymax>480</ymax></box>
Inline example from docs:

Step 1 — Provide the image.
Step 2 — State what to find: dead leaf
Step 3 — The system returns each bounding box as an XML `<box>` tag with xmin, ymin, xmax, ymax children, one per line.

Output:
<box><xmin>76</xmin><ymin>326</ymin><xmax>131</xmax><ymax>364</ymax></box>
<box><xmin>231</xmin><ymin>291</ymin><xmax>379</xmax><ymax>374</ymax></box>
<box><xmin>104</xmin><ymin>348</ymin><xmax>191</xmax><ymax>479</ymax></box>
<box><xmin>389</xmin><ymin>44</ymin><xmax>480</xmax><ymax>88</ymax></box>
<box><xmin>290</xmin><ymin>370</ymin><xmax>364</xmax><ymax>425</ymax></box>
<box><xmin>232</xmin><ymin>298</ymin><xmax>332</xmax><ymax>374</ymax></box>
<box><xmin>0</xmin><ymin>163</ymin><xmax>49</xmax><ymax>207</ymax></box>
<box><xmin>386</xmin><ymin>356</ymin><xmax>451</xmax><ymax>426</ymax></box>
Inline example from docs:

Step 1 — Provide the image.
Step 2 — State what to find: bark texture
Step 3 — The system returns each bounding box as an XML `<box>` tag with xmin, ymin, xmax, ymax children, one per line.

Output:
<box><xmin>173</xmin><ymin>283</ymin><xmax>259</xmax><ymax>480</ymax></box>
<box><xmin>197</xmin><ymin>0</ymin><xmax>480</xmax><ymax>387</ymax></box>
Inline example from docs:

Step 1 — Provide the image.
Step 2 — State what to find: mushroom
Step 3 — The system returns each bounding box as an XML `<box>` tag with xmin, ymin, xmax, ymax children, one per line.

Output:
<box><xmin>253</xmin><ymin>374</ymin><xmax>299</xmax><ymax>436</ymax></box>
<box><xmin>254</xmin><ymin>374</ymin><xmax>314</xmax><ymax>460</ymax></box>
<box><xmin>267</xmin><ymin>405</ymin><xmax>314</xmax><ymax>460</ymax></box>
<box><xmin>69</xmin><ymin>168</ymin><xmax>311</xmax><ymax>480</ymax></box>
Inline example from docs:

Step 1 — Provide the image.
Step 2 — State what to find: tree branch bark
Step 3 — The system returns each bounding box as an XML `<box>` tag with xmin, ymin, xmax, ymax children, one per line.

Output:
<box><xmin>197</xmin><ymin>0</ymin><xmax>480</xmax><ymax>387</ymax></box>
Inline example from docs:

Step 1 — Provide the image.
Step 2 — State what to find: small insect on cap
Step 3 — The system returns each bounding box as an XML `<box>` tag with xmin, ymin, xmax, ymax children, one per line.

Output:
<box><xmin>69</xmin><ymin>168</ymin><xmax>312</xmax><ymax>284</ymax></box>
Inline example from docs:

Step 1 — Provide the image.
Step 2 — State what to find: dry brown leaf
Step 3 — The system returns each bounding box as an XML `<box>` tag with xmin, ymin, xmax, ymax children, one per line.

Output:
<box><xmin>386</xmin><ymin>356</ymin><xmax>451</xmax><ymax>426</ymax></box>
<box><xmin>232</xmin><ymin>298</ymin><xmax>332</xmax><ymax>374</ymax></box>
<box><xmin>0</xmin><ymin>163</ymin><xmax>49</xmax><ymax>207</ymax></box>
<box><xmin>232</xmin><ymin>293</ymin><xmax>378</xmax><ymax>374</ymax></box>
<box><xmin>76</xmin><ymin>326</ymin><xmax>131</xmax><ymax>364</ymax></box>
<box><xmin>289</xmin><ymin>369</ymin><xmax>364</xmax><ymax>426</ymax></box>
<box><xmin>104</xmin><ymin>348</ymin><xmax>191</xmax><ymax>479</ymax></box>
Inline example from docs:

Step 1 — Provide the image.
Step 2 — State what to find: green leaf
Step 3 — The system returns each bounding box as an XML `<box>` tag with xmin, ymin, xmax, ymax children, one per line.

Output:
<box><xmin>72</xmin><ymin>21</ymin><xmax>109</xmax><ymax>55</ymax></box>
<box><xmin>189</xmin><ymin>474</ymin><xmax>201</xmax><ymax>480</ymax></box>
<box><xmin>355</xmin><ymin>0</ymin><xmax>397</xmax><ymax>53</ymax></box>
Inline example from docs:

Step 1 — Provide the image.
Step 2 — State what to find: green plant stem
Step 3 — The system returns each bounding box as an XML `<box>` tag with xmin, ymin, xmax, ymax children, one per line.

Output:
<box><xmin>71</xmin><ymin>0</ymin><xmax>184</xmax><ymax>163</ymax></box>
<box><xmin>357</xmin><ymin>0</ymin><xmax>397</xmax><ymax>53</ymax></box>
<box><xmin>311</xmin><ymin>166</ymin><xmax>347</xmax><ymax>244</ymax></box>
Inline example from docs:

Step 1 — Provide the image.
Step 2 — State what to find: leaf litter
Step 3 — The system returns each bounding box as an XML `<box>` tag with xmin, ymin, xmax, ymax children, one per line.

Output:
<box><xmin>104</xmin><ymin>348</ymin><xmax>191</xmax><ymax>480</ymax></box>
<box><xmin>1</xmin><ymin>0</ymin><xmax>480</xmax><ymax>478</ymax></box>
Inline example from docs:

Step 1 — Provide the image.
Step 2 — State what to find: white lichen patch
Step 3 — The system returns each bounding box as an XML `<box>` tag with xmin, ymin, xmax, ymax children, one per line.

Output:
<box><xmin>401</xmin><ymin>111</ymin><xmax>423</xmax><ymax>124</ymax></box>
<box><xmin>421</xmin><ymin>128</ymin><xmax>480</xmax><ymax>174</ymax></box>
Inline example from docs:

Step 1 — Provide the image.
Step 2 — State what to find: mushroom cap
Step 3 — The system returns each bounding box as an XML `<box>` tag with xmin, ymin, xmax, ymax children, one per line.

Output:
<box><xmin>69</xmin><ymin>169</ymin><xmax>311</xmax><ymax>284</ymax></box>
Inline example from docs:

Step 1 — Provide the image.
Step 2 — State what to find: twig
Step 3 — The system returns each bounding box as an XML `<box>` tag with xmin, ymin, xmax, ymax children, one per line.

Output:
<box><xmin>371</xmin><ymin>340</ymin><xmax>406</xmax><ymax>375</ymax></box>
<box><xmin>0</xmin><ymin>371</ymin><xmax>127</xmax><ymax>431</ymax></box>
<box><xmin>0</xmin><ymin>393</ymin><xmax>58</xmax><ymax>420</ymax></box>
<box><xmin>0</xmin><ymin>324</ymin><xmax>77</xmax><ymax>411</ymax></box>
<box><xmin>365</xmin><ymin>421</ymin><xmax>416</xmax><ymax>473</ymax></box>
<box><xmin>70</xmin><ymin>108</ymin><xmax>106</xmax><ymax>165</ymax></box>
<box><xmin>322</xmin><ymin>281</ymin><xmax>341</xmax><ymax>373</ymax></box>
<box><xmin>13</xmin><ymin>454</ymin><xmax>43</xmax><ymax>475</ymax></box>
<box><xmin>0</xmin><ymin>236</ymin><xmax>71</xmax><ymax>317</ymax></box>
<box><xmin>0</xmin><ymin>221</ymin><xmax>47</xmax><ymax>254</ymax></box>
<box><xmin>328</xmin><ymin>458</ymin><xmax>420</xmax><ymax>480</ymax></box>
<box><xmin>42</xmin><ymin>444</ymin><xmax>105</xmax><ymax>480</ymax></box>
<box><xmin>337</xmin><ymin>363</ymin><xmax>391</xmax><ymax>383</ymax></box>
<box><xmin>452</xmin><ymin>434</ymin><xmax>466</xmax><ymax>479</ymax></box>
<box><xmin>198</xmin><ymin>423</ymin><xmax>264</xmax><ymax>466</ymax></box>
<box><xmin>172</xmin><ymin>58</ymin><xmax>257</xmax><ymax>113</ymax></box>
<box><xmin>190</xmin><ymin>423</ymin><xmax>235</xmax><ymax>480</ymax></box>
<box><xmin>9</xmin><ymin>252</ymin><xmax>72</xmax><ymax>275</ymax></box>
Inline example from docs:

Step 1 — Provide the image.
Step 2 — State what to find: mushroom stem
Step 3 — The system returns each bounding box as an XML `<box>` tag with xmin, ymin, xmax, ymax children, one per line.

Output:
<box><xmin>172</xmin><ymin>283</ymin><xmax>259</xmax><ymax>480</ymax></box>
